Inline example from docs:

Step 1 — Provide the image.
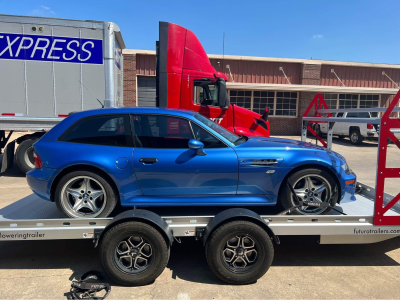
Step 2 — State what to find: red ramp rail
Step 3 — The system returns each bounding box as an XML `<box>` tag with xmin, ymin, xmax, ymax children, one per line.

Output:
<box><xmin>302</xmin><ymin>90</ymin><xmax>400</xmax><ymax>226</ymax></box>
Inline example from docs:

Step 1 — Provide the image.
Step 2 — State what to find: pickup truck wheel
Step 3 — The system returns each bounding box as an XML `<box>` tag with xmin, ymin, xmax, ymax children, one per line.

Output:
<box><xmin>55</xmin><ymin>170</ymin><xmax>117</xmax><ymax>218</ymax></box>
<box><xmin>280</xmin><ymin>168</ymin><xmax>338</xmax><ymax>215</ymax></box>
<box><xmin>350</xmin><ymin>130</ymin><xmax>364</xmax><ymax>145</ymax></box>
<box><xmin>206</xmin><ymin>220</ymin><xmax>274</xmax><ymax>285</ymax></box>
<box><xmin>100</xmin><ymin>221</ymin><xmax>169</xmax><ymax>286</ymax></box>
<box><xmin>15</xmin><ymin>138</ymin><xmax>37</xmax><ymax>174</ymax></box>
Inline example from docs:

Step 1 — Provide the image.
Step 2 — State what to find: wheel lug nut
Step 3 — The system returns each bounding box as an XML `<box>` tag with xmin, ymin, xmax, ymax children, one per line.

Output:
<box><xmin>78</xmin><ymin>196</ymin><xmax>82</xmax><ymax>199</ymax></box>
<box><xmin>88</xmin><ymin>191</ymin><xmax>91</xmax><ymax>194</ymax></box>
<box><xmin>90</xmin><ymin>197</ymin><xmax>93</xmax><ymax>200</ymax></box>
<box><xmin>305</xmin><ymin>189</ymin><xmax>308</xmax><ymax>192</ymax></box>
<box><xmin>81</xmin><ymin>190</ymin><xmax>84</xmax><ymax>193</ymax></box>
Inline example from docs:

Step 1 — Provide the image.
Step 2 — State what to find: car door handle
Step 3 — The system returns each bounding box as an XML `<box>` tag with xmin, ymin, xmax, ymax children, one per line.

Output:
<box><xmin>139</xmin><ymin>158</ymin><xmax>158</xmax><ymax>164</ymax></box>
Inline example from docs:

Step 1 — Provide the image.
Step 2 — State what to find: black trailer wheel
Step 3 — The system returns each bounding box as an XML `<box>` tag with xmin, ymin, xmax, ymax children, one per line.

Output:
<box><xmin>205</xmin><ymin>220</ymin><xmax>274</xmax><ymax>285</ymax></box>
<box><xmin>15</xmin><ymin>138</ymin><xmax>37</xmax><ymax>173</ymax></box>
<box><xmin>100</xmin><ymin>221</ymin><xmax>170</xmax><ymax>286</ymax></box>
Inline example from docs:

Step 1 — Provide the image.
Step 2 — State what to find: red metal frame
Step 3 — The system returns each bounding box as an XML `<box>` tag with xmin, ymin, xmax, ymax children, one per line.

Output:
<box><xmin>374</xmin><ymin>90</ymin><xmax>400</xmax><ymax>225</ymax></box>
<box><xmin>302</xmin><ymin>93</ymin><xmax>333</xmax><ymax>148</ymax></box>
<box><xmin>303</xmin><ymin>91</ymin><xmax>400</xmax><ymax>225</ymax></box>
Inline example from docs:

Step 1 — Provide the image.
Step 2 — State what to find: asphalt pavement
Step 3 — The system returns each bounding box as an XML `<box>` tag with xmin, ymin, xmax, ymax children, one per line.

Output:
<box><xmin>0</xmin><ymin>133</ymin><xmax>399</xmax><ymax>299</ymax></box>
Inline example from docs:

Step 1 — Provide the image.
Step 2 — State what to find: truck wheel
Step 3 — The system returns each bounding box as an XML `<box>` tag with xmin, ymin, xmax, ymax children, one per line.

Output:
<box><xmin>279</xmin><ymin>168</ymin><xmax>338</xmax><ymax>215</ymax></box>
<box><xmin>100</xmin><ymin>221</ymin><xmax>170</xmax><ymax>286</ymax></box>
<box><xmin>349</xmin><ymin>130</ymin><xmax>364</xmax><ymax>145</ymax></box>
<box><xmin>205</xmin><ymin>220</ymin><xmax>274</xmax><ymax>285</ymax></box>
<box><xmin>15</xmin><ymin>138</ymin><xmax>37</xmax><ymax>173</ymax></box>
<box><xmin>55</xmin><ymin>170</ymin><xmax>117</xmax><ymax>218</ymax></box>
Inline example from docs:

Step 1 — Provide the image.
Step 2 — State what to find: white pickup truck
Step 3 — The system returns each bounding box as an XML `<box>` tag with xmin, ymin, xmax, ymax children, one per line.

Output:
<box><xmin>318</xmin><ymin>112</ymin><xmax>381</xmax><ymax>145</ymax></box>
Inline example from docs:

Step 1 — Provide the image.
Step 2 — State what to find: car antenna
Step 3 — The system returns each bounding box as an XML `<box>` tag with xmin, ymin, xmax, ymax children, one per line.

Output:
<box><xmin>78</xmin><ymin>80</ymin><xmax>105</xmax><ymax>108</ymax></box>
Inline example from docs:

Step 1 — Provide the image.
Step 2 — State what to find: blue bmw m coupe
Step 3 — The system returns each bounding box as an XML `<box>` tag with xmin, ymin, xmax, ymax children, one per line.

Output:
<box><xmin>27</xmin><ymin>107</ymin><xmax>356</xmax><ymax>218</ymax></box>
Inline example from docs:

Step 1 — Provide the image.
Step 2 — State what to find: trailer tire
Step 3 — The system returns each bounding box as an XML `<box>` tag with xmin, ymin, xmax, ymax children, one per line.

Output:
<box><xmin>206</xmin><ymin>220</ymin><xmax>274</xmax><ymax>285</ymax></box>
<box><xmin>55</xmin><ymin>170</ymin><xmax>117</xmax><ymax>218</ymax></box>
<box><xmin>100</xmin><ymin>221</ymin><xmax>170</xmax><ymax>286</ymax></box>
<box><xmin>280</xmin><ymin>168</ymin><xmax>338</xmax><ymax>215</ymax></box>
<box><xmin>15</xmin><ymin>138</ymin><xmax>37</xmax><ymax>174</ymax></box>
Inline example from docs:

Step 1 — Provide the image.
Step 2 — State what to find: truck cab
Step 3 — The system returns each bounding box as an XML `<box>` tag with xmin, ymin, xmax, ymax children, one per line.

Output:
<box><xmin>155</xmin><ymin>22</ymin><xmax>270</xmax><ymax>137</ymax></box>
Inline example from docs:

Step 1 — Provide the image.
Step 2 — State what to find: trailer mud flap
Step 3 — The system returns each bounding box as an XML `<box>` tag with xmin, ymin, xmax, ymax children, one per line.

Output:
<box><xmin>1</xmin><ymin>140</ymin><xmax>15</xmax><ymax>173</ymax></box>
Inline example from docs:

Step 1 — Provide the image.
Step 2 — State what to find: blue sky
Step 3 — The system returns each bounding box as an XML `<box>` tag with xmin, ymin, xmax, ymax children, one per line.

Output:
<box><xmin>1</xmin><ymin>0</ymin><xmax>399</xmax><ymax>64</ymax></box>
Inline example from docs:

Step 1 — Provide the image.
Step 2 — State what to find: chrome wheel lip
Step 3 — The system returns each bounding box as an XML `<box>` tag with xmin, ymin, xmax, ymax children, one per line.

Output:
<box><xmin>60</xmin><ymin>176</ymin><xmax>106</xmax><ymax>218</ymax></box>
<box><xmin>24</xmin><ymin>146</ymin><xmax>35</xmax><ymax>169</ymax></box>
<box><xmin>113</xmin><ymin>235</ymin><xmax>153</xmax><ymax>275</ymax></box>
<box><xmin>221</xmin><ymin>234</ymin><xmax>259</xmax><ymax>274</ymax></box>
<box><xmin>291</xmin><ymin>174</ymin><xmax>332</xmax><ymax>215</ymax></box>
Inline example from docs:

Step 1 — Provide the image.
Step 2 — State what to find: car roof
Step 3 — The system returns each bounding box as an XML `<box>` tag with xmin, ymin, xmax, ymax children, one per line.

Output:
<box><xmin>72</xmin><ymin>107</ymin><xmax>198</xmax><ymax>118</ymax></box>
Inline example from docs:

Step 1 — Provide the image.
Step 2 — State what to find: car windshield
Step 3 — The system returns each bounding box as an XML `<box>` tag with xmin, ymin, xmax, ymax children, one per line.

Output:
<box><xmin>194</xmin><ymin>114</ymin><xmax>241</xmax><ymax>144</ymax></box>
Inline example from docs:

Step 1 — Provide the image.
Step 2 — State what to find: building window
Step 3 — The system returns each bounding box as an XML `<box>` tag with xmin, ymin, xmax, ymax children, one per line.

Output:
<box><xmin>322</xmin><ymin>93</ymin><xmax>380</xmax><ymax>117</ymax></box>
<box><xmin>229</xmin><ymin>90</ymin><xmax>298</xmax><ymax>117</ymax></box>
<box><xmin>253</xmin><ymin>91</ymin><xmax>274</xmax><ymax>115</ymax></box>
<box><xmin>230</xmin><ymin>90</ymin><xmax>252</xmax><ymax>109</ymax></box>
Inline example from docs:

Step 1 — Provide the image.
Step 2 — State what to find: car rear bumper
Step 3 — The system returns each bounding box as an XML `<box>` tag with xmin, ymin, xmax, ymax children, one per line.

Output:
<box><xmin>26</xmin><ymin>167</ymin><xmax>57</xmax><ymax>201</ymax></box>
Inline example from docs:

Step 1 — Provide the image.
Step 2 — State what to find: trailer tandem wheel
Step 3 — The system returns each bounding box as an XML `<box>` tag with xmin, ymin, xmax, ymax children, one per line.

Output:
<box><xmin>99</xmin><ymin>221</ymin><xmax>170</xmax><ymax>286</ymax></box>
<box><xmin>205</xmin><ymin>220</ymin><xmax>274</xmax><ymax>285</ymax></box>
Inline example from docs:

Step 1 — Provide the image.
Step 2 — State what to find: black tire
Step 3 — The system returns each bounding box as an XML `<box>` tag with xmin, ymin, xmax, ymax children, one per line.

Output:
<box><xmin>100</xmin><ymin>221</ymin><xmax>170</xmax><ymax>286</ymax></box>
<box><xmin>54</xmin><ymin>170</ymin><xmax>117</xmax><ymax>218</ymax></box>
<box><xmin>206</xmin><ymin>220</ymin><xmax>274</xmax><ymax>285</ymax></box>
<box><xmin>279</xmin><ymin>168</ymin><xmax>338</xmax><ymax>215</ymax></box>
<box><xmin>349</xmin><ymin>129</ymin><xmax>364</xmax><ymax>145</ymax></box>
<box><xmin>15</xmin><ymin>138</ymin><xmax>37</xmax><ymax>174</ymax></box>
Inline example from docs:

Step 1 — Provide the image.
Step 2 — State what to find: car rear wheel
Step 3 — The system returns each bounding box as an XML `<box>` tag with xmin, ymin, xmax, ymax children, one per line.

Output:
<box><xmin>55</xmin><ymin>170</ymin><xmax>117</xmax><ymax>218</ymax></box>
<box><xmin>279</xmin><ymin>168</ymin><xmax>338</xmax><ymax>215</ymax></box>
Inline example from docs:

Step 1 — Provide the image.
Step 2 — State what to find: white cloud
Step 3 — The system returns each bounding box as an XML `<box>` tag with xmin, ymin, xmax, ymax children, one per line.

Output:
<box><xmin>313</xmin><ymin>34</ymin><xmax>324</xmax><ymax>39</ymax></box>
<box><xmin>31</xmin><ymin>5</ymin><xmax>55</xmax><ymax>16</ymax></box>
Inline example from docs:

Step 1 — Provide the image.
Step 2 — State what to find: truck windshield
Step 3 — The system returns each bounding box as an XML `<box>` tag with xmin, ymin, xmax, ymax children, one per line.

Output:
<box><xmin>194</xmin><ymin>114</ymin><xmax>240</xmax><ymax>144</ymax></box>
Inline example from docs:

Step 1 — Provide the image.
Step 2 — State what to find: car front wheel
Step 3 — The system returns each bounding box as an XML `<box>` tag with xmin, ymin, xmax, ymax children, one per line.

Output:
<box><xmin>55</xmin><ymin>170</ymin><xmax>117</xmax><ymax>218</ymax></box>
<box><xmin>279</xmin><ymin>168</ymin><xmax>338</xmax><ymax>215</ymax></box>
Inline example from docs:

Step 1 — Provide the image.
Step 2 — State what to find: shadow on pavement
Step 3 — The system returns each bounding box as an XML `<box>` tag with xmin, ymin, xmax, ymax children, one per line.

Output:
<box><xmin>0</xmin><ymin>155</ymin><xmax>25</xmax><ymax>178</ymax></box>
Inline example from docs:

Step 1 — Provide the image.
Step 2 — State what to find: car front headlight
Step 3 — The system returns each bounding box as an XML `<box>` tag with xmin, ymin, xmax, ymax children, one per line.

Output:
<box><xmin>341</xmin><ymin>163</ymin><xmax>351</xmax><ymax>174</ymax></box>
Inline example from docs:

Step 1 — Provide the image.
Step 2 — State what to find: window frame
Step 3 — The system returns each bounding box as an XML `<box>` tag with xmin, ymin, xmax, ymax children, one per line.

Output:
<box><xmin>192</xmin><ymin>80</ymin><xmax>220</xmax><ymax>108</ymax></box>
<box><xmin>130</xmin><ymin>113</ymin><xmax>230</xmax><ymax>149</ymax></box>
<box><xmin>58</xmin><ymin>113</ymin><xmax>134</xmax><ymax>148</ymax></box>
<box><xmin>228</xmin><ymin>90</ymin><xmax>299</xmax><ymax>118</ymax></box>
<box><xmin>322</xmin><ymin>93</ymin><xmax>381</xmax><ymax>110</ymax></box>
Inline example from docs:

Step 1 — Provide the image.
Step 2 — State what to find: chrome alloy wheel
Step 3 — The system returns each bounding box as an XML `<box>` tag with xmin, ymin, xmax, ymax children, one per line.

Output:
<box><xmin>291</xmin><ymin>174</ymin><xmax>332</xmax><ymax>214</ymax></box>
<box><xmin>351</xmin><ymin>132</ymin><xmax>359</xmax><ymax>143</ymax></box>
<box><xmin>222</xmin><ymin>235</ymin><xmax>258</xmax><ymax>273</ymax></box>
<box><xmin>60</xmin><ymin>176</ymin><xmax>106</xmax><ymax>218</ymax></box>
<box><xmin>114</xmin><ymin>235</ymin><xmax>153</xmax><ymax>274</ymax></box>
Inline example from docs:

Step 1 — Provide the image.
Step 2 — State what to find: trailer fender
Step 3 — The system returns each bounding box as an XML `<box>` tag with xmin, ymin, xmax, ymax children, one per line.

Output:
<box><xmin>1</xmin><ymin>140</ymin><xmax>15</xmax><ymax>173</ymax></box>
<box><xmin>95</xmin><ymin>209</ymin><xmax>174</xmax><ymax>247</ymax></box>
<box><xmin>201</xmin><ymin>208</ymin><xmax>275</xmax><ymax>246</ymax></box>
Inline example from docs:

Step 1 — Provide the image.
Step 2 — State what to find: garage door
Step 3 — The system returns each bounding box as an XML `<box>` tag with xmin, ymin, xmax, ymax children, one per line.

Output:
<box><xmin>137</xmin><ymin>76</ymin><xmax>156</xmax><ymax>107</ymax></box>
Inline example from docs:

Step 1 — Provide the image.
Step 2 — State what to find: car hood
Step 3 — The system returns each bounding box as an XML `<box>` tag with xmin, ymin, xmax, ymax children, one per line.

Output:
<box><xmin>239</xmin><ymin>137</ymin><xmax>326</xmax><ymax>150</ymax></box>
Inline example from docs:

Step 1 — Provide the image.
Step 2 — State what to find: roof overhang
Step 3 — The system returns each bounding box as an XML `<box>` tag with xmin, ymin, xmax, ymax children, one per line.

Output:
<box><xmin>226</xmin><ymin>82</ymin><xmax>399</xmax><ymax>95</ymax></box>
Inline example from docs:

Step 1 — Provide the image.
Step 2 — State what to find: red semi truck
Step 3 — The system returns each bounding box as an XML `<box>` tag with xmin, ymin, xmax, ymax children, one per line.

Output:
<box><xmin>155</xmin><ymin>21</ymin><xmax>270</xmax><ymax>137</ymax></box>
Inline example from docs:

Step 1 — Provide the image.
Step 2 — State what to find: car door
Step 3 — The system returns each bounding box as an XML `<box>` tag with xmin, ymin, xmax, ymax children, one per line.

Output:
<box><xmin>333</xmin><ymin>112</ymin><xmax>344</xmax><ymax>135</ymax></box>
<box><xmin>131</xmin><ymin>114</ymin><xmax>238</xmax><ymax>196</ymax></box>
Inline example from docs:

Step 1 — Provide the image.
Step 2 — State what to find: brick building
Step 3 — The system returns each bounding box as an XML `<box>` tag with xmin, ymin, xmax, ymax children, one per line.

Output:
<box><xmin>123</xmin><ymin>49</ymin><xmax>400</xmax><ymax>135</ymax></box>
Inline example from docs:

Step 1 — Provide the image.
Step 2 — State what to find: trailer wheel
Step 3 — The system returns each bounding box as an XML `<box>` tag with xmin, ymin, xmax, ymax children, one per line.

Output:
<box><xmin>100</xmin><ymin>221</ymin><xmax>170</xmax><ymax>286</ymax></box>
<box><xmin>205</xmin><ymin>220</ymin><xmax>274</xmax><ymax>285</ymax></box>
<box><xmin>15</xmin><ymin>138</ymin><xmax>37</xmax><ymax>173</ymax></box>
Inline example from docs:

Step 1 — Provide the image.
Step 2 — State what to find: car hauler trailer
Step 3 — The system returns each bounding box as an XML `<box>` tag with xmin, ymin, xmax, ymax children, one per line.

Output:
<box><xmin>0</xmin><ymin>90</ymin><xmax>400</xmax><ymax>286</ymax></box>
<box><xmin>0</xmin><ymin>17</ymin><xmax>271</xmax><ymax>175</ymax></box>
<box><xmin>0</xmin><ymin>14</ymin><xmax>125</xmax><ymax>173</ymax></box>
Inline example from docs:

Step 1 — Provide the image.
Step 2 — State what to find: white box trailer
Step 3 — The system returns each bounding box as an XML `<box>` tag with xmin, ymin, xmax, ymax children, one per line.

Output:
<box><xmin>0</xmin><ymin>14</ymin><xmax>125</xmax><ymax>173</ymax></box>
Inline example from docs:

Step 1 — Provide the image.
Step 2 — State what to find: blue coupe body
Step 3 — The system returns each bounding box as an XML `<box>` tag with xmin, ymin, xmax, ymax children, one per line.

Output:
<box><xmin>27</xmin><ymin>107</ymin><xmax>356</xmax><ymax>213</ymax></box>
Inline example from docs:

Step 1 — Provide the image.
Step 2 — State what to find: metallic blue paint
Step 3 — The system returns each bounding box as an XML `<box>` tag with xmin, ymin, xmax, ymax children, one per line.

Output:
<box><xmin>27</xmin><ymin>107</ymin><xmax>357</xmax><ymax>208</ymax></box>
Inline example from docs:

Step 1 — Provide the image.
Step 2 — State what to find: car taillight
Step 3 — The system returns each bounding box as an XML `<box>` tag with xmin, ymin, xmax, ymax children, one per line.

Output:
<box><xmin>367</xmin><ymin>123</ymin><xmax>373</xmax><ymax>129</ymax></box>
<box><xmin>33</xmin><ymin>151</ymin><xmax>42</xmax><ymax>169</ymax></box>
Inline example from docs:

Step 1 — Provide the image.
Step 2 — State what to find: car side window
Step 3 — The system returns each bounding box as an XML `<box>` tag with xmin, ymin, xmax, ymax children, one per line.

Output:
<box><xmin>190</xmin><ymin>122</ymin><xmax>227</xmax><ymax>148</ymax></box>
<box><xmin>336</xmin><ymin>113</ymin><xmax>344</xmax><ymax>117</ymax></box>
<box><xmin>132</xmin><ymin>115</ymin><xmax>193</xmax><ymax>149</ymax></box>
<box><xmin>59</xmin><ymin>114</ymin><xmax>133</xmax><ymax>147</ymax></box>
